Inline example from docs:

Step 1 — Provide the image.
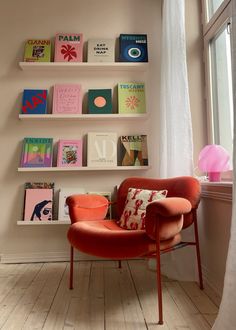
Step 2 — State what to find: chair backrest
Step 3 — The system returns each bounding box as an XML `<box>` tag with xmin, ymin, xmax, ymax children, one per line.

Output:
<box><xmin>117</xmin><ymin>176</ymin><xmax>201</xmax><ymax>228</ymax></box>
<box><xmin>66</xmin><ymin>194</ymin><xmax>109</xmax><ymax>223</ymax></box>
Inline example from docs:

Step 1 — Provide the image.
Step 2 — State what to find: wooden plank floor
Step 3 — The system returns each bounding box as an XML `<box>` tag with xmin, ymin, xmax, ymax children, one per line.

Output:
<box><xmin>0</xmin><ymin>260</ymin><xmax>218</xmax><ymax>329</ymax></box>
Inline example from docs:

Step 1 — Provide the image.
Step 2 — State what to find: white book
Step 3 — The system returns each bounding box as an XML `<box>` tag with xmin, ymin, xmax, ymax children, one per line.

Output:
<box><xmin>87</xmin><ymin>39</ymin><xmax>115</xmax><ymax>62</ymax></box>
<box><xmin>87</xmin><ymin>132</ymin><xmax>117</xmax><ymax>167</ymax></box>
<box><xmin>58</xmin><ymin>187</ymin><xmax>86</xmax><ymax>221</ymax></box>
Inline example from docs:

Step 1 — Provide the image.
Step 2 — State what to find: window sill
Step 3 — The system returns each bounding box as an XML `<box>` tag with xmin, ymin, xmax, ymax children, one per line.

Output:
<box><xmin>200</xmin><ymin>181</ymin><xmax>232</xmax><ymax>202</ymax></box>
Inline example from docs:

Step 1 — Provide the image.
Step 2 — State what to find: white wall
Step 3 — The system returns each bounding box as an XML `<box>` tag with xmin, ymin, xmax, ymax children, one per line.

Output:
<box><xmin>0</xmin><ymin>0</ymin><xmax>207</xmax><ymax>264</ymax></box>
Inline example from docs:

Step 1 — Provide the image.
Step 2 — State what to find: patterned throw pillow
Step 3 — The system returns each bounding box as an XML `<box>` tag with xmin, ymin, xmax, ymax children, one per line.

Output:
<box><xmin>118</xmin><ymin>188</ymin><xmax>168</xmax><ymax>230</ymax></box>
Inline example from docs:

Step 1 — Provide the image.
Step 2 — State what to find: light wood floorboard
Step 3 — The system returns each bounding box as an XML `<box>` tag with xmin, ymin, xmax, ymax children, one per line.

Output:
<box><xmin>0</xmin><ymin>260</ymin><xmax>218</xmax><ymax>329</ymax></box>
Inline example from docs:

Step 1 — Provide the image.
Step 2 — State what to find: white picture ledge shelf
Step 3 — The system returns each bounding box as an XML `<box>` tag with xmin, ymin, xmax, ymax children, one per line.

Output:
<box><xmin>18</xmin><ymin>166</ymin><xmax>150</xmax><ymax>172</ymax></box>
<box><xmin>19</xmin><ymin>62</ymin><xmax>149</xmax><ymax>72</ymax></box>
<box><xmin>19</xmin><ymin>113</ymin><xmax>148</xmax><ymax>121</ymax></box>
<box><xmin>17</xmin><ymin>220</ymin><xmax>70</xmax><ymax>225</ymax></box>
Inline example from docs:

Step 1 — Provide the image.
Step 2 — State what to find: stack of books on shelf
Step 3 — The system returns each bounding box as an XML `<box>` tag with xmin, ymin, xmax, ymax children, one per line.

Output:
<box><xmin>22</xmin><ymin>33</ymin><xmax>148</xmax><ymax>63</ymax></box>
<box><xmin>21</xmin><ymin>182</ymin><xmax>113</xmax><ymax>223</ymax></box>
<box><xmin>19</xmin><ymin>133</ymin><xmax>148</xmax><ymax>169</ymax></box>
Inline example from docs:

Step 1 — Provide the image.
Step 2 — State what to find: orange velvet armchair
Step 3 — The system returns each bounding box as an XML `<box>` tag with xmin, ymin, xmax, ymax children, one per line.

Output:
<box><xmin>66</xmin><ymin>176</ymin><xmax>202</xmax><ymax>325</ymax></box>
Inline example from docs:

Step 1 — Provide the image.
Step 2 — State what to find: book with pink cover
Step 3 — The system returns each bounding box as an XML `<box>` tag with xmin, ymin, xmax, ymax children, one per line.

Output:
<box><xmin>54</xmin><ymin>33</ymin><xmax>83</xmax><ymax>62</ymax></box>
<box><xmin>57</xmin><ymin>139</ymin><xmax>82</xmax><ymax>167</ymax></box>
<box><xmin>24</xmin><ymin>188</ymin><xmax>53</xmax><ymax>221</ymax></box>
<box><xmin>52</xmin><ymin>84</ymin><xmax>82</xmax><ymax>114</ymax></box>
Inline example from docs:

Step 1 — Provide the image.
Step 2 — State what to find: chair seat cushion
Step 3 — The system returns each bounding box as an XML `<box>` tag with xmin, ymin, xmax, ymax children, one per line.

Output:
<box><xmin>67</xmin><ymin>220</ymin><xmax>181</xmax><ymax>259</ymax></box>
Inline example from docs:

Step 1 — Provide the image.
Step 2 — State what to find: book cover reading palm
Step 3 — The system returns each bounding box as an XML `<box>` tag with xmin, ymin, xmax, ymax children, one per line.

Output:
<box><xmin>21</xmin><ymin>89</ymin><xmax>48</xmax><ymax>114</ymax></box>
<box><xmin>20</xmin><ymin>137</ymin><xmax>53</xmax><ymax>167</ymax></box>
<box><xmin>52</xmin><ymin>84</ymin><xmax>82</xmax><ymax>114</ymax></box>
<box><xmin>120</xmin><ymin>135</ymin><xmax>148</xmax><ymax>166</ymax></box>
<box><xmin>54</xmin><ymin>33</ymin><xmax>83</xmax><ymax>62</ymax></box>
<box><xmin>118</xmin><ymin>82</ymin><xmax>146</xmax><ymax>114</ymax></box>
<box><xmin>23</xmin><ymin>39</ymin><xmax>51</xmax><ymax>62</ymax></box>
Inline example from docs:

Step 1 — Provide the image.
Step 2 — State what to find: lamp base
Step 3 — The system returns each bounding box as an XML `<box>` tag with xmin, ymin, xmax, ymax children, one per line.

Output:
<box><xmin>208</xmin><ymin>172</ymin><xmax>221</xmax><ymax>182</ymax></box>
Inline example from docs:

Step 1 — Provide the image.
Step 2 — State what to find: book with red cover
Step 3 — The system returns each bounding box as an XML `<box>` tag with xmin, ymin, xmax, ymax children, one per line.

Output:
<box><xmin>52</xmin><ymin>84</ymin><xmax>82</xmax><ymax>114</ymax></box>
<box><xmin>54</xmin><ymin>33</ymin><xmax>83</xmax><ymax>62</ymax></box>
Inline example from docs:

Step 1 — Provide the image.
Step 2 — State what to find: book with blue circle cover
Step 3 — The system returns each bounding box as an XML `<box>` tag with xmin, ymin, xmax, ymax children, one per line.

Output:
<box><xmin>119</xmin><ymin>34</ymin><xmax>148</xmax><ymax>62</ymax></box>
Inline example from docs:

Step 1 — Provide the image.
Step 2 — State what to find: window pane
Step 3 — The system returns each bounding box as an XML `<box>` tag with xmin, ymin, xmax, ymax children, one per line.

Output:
<box><xmin>207</xmin><ymin>0</ymin><xmax>224</xmax><ymax>19</ymax></box>
<box><xmin>210</xmin><ymin>23</ymin><xmax>233</xmax><ymax>157</ymax></box>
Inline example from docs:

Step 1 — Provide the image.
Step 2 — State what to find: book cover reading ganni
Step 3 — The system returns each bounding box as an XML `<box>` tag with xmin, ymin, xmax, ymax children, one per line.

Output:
<box><xmin>23</xmin><ymin>39</ymin><xmax>51</xmax><ymax>62</ymax></box>
<box><xmin>54</xmin><ymin>33</ymin><xmax>83</xmax><ymax>62</ymax></box>
<box><xmin>118</xmin><ymin>82</ymin><xmax>146</xmax><ymax>114</ymax></box>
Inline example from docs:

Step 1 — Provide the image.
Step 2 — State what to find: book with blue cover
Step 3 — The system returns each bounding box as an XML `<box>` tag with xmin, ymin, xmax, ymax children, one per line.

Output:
<box><xmin>21</xmin><ymin>89</ymin><xmax>48</xmax><ymax>114</ymax></box>
<box><xmin>119</xmin><ymin>34</ymin><xmax>148</xmax><ymax>62</ymax></box>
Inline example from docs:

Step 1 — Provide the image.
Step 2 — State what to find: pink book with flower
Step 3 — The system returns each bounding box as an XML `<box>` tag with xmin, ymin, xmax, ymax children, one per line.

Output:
<box><xmin>54</xmin><ymin>33</ymin><xmax>83</xmax><ymax>62</ymax></box>
<box><xmin>52</xmin><ymin>84</ymin><xmax>82</xmax><ymax>114</ymax></box>
<box><xmin>57</xmin><ymin>139</ymin><xmax>82</xmax><ymax>167</ymax></box>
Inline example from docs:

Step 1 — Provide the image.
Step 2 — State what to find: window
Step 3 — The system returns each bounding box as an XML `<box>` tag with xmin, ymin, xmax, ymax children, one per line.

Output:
<box><xmin>203</xmin><ymin>0</ymin><xmax>233</xmax><ymax>177</ymax></box>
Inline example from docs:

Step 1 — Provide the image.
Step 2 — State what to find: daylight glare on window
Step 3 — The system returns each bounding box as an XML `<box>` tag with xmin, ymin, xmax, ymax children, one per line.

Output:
<box><xmin>207</xmin><ymin>0</ymin><xmax>224</xmax><ymax>19</ymax></box>
<box><xmin>210</xmin><ymin>23</ymin><xmax>233</xmax><ymax>157</ymax></box>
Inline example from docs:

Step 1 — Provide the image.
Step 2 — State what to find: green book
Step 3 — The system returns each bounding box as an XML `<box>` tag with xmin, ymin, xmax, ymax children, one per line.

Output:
<box><xmin>118</xmin><ymin>82</ymin><xmax>146</xmax><ymax>114</ymax></box>
<box><xmin>88</xmin><ymin>89</ymin><xmax>112</xmax><ymax>114</ymax></box>
<box><xmin>23</xmin><ymin>39</ymin><xmax>51</xmax><ymax>62</ymax></box>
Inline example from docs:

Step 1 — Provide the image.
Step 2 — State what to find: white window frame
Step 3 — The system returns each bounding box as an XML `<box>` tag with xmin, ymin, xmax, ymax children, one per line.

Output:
<box><xmin>202</xmin><ymin>0</ymin><xmax>233</xmax><ymax>181</ymax></box>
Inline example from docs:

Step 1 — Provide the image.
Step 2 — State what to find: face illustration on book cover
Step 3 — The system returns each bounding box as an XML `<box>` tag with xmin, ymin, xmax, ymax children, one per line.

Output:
<box><xmin>30</xmin><ymin>200</ymin><xmax>52</xmax><ymax>221</ymax></box>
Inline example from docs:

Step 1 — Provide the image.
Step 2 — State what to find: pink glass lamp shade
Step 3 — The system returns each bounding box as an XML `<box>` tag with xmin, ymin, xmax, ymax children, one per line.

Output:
<box><xmin>198</xmin><ymin>144</ymin><xmax>231</xmax><ymax>182</ymax></box>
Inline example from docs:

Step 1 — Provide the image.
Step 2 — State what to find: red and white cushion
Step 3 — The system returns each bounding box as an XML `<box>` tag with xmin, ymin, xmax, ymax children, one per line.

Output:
<box><xmin>118</xmin><ymin>188</ymin><xmax>167</xmax><ymax>230</ymax></box>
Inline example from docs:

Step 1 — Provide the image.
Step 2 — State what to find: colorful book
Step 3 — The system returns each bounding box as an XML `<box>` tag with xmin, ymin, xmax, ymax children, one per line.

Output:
<box><xmin>87</xmin><ymin>39</ymin><xmax>115</xmax><ymax>62</ymax></box>
<box><xmin>24</xmin><ymin>188</ymin><xmax>53</xmax><ymax>221</ymax></box>
<box><xmin>58</xmin><ymin>187</ymin><xmax>86</xmax><ymax>221</ymax></box>
<box><xmin>88</xmin><ymin>89</ymin><xmax>112</xmax><ymax>114</ymax></box>
<box><xmin>118</xmin><ymin>82</ymin><xmax>146</xmax><ymax>114</ymax></box>
<box><xmin>25</xmin><ymin>182</ymin><xmax>54</xmax><ymax>189</ymax></box>
<box><xmin>87</xmin><ymin>132</ymin><xmax>117</xmax><ymax>167</ymax></box>
<box><xmin>57</xmin><ymin>139</ymin><xmax>83</xmax><ymax>167</ymax></box>
<box><xmin>52</xmin><ymin>84</ymin><xmax>82</xmax><ymax>114</ymax></box>
<box><xmin>120</xmin><ymin>135</ymin><xmax>148</xmax><ymax>166</ymax></box>
<box><xmin>23</xmin><ymin>39</ymin><xmax>51</xmax><ymax>62</ymax></box>
<box><xmin>54</xmin><ymin>33</ymin><xmax>83</xmax><ymax>62</ymax></box>
<box><xmin>21</xmin><ymin>89</ymin><xmax>48</xmax><ymax>114</ymax></box>
<box><xmin>20</xmin><ymin>137</ymin><xmax>53</xmax><ymax>168</ymax></box>
<box><xmin>119</xmin><ymin>34</ymin><xmax>148</xmax><ymax>62</ymax></box>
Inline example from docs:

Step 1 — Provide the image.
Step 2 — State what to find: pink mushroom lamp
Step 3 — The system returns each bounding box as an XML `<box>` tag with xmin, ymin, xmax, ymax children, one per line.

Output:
<box><xmin>198</xmin><ymin>144</ymin><xmax>231</xmax><ymax>182</ymax></box>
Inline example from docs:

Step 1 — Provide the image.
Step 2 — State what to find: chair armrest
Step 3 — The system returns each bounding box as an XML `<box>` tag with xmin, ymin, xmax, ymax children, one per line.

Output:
<box><xmin>145</xmin><ymin>197</ymin><xmax>192</xmax><ymax>240</ymax></box>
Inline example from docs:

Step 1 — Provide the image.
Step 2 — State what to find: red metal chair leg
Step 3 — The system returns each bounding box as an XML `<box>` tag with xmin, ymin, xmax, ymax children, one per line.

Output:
<box><xmin>156</xmin><ymin>229</ymin><xmax>163</xmax><ymax>324</ymax></box>
<box><xmin>69</xmin><ymin>245</ymin><xmax>74</xmax><ymax>290</ymax></box>
<box><xmin>118</xmin><ymin>260</ymin><xmax>122</xmax><ymax>268</ymax></box>
<box><xmin>193</xmin><ymin>213</ymin><xmax>203</xmax><ymax>290</ymax></box>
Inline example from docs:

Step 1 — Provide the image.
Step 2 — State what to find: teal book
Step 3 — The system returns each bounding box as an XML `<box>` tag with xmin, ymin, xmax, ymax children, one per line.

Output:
<box><xmin>88</xmin><ymin>89</ymin><xmax>112</xmax><ymax>114</ymax></box>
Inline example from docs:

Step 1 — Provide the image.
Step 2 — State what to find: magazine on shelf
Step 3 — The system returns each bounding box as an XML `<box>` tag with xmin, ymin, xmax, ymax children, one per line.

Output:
<box><xmin>88</xmin><ymin>89</ymin><xmax>112</xmax><ymax>114</ymax></box>
<box><xmin>21</xmin><ymin>89</ymin><xmax>48</xmax><ymax>114</ymax></box>
<box><xmin>20</xmin><ymin>137</ymin><xmax>53</xmax><ymax>168</ymax></box>
<box><xmin>23</xmin><ymin>187</ymin><xmax>54</xmax><ymax>221</ymax></box>
<box><xmin>120</xmin><ymin>135</ymin><xmax>148</xmax><ymax>166</ymax></box>
<box><xmin>23</xmin><ymin>39</ymin><xmax>51</xmax><ymax>62</ymax></box>
<box><xmin>87</xmin><ymin>38</ymin><xmax>115</xmax><ymax>62</ymax></box>
<box><xmin>57</xmin><ymin>139</ymin><xmax>83</xmax><ymax>167</ymax></box>
<box><xmin>119</xmin><ymin>34</ymin><xmax>148</xmax><ymax>62</ymax></box>
<box><xmin>58</xmin><ymin>187</ymin><xmax>86</xmax><ymax>221</ymax></box>
<box><xmin>52</xmin><ymin>84</ymin><xmax>82</xmax><ymax>114</ymax></box>
<box><xmin>87</xmin><ymin>132</ymin><xmax>117</xmax><ymax>167</ymax></box>
<box><xmin>54</xmin><ymin>33</ymin><xmax>83</xmax><ymax>62</ymax></box>
<box><xmin>118</xmin><ymin>82</ymin><xmax>146</xmax><ymax>114</ymax></box>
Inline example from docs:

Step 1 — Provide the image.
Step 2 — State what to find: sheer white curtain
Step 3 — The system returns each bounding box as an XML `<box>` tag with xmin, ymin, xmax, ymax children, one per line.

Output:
<box><xmin>213</xmin><ymin>3</ymin><xmax>236</xmax><ymax>329</ymax></box>
<box><xmin>159</xmin><ymin>0</ymin><xmax>193</xmax><ymax>178</ymax></box>
<box><xmin>159</xmin><ymin>0</ymin><xmax>195</xmax><ymax>280</ymax></box>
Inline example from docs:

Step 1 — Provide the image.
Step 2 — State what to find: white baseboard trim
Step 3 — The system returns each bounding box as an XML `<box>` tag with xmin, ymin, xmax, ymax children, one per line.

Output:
<box><xmin>0</xmin><ymin>251</ymin><xmax>101</xmax><ymax>264</ymax></box>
